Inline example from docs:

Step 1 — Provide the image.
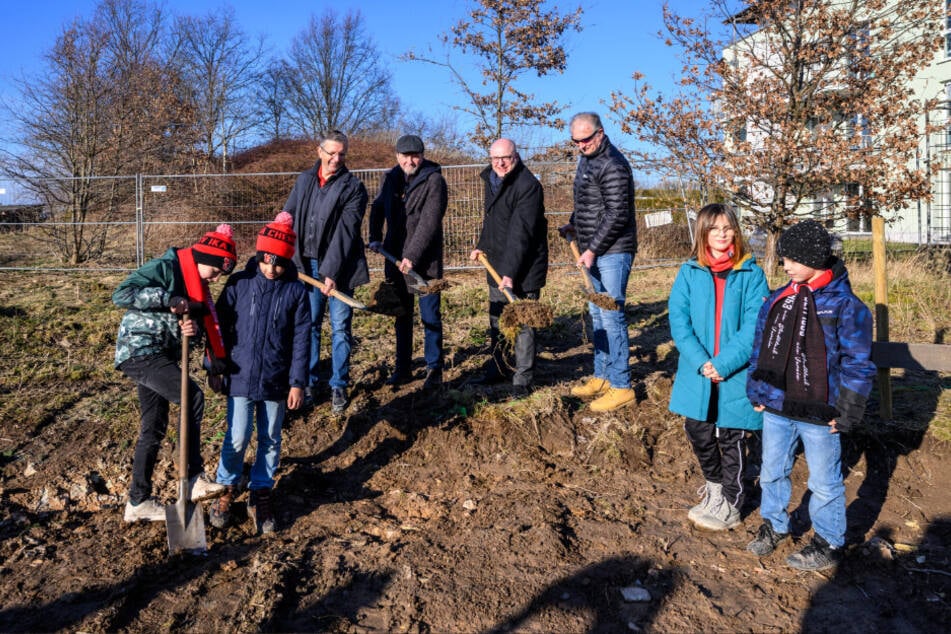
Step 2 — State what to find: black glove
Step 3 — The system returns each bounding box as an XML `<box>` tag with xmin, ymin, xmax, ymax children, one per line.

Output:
<box><xmin>205</xmin><ymin>356</ymin><xmax>229</xmax><ymax>376</ymax></box>
<box><xmin>208</xmin><ymin>374</ymin><xmax>228</xmax><ymax>395</ymax></box>
<box><xmin>168</xmin><ymin>296</ymin><xmax>206</xmax><ymax>316</ymax></box>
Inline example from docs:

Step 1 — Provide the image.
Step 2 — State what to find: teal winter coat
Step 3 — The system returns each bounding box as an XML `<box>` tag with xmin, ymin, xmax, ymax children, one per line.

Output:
<box><xmin>668</xmin><ymin>254</ymin><xmax>769</xmax><ymax>429</ymax></box>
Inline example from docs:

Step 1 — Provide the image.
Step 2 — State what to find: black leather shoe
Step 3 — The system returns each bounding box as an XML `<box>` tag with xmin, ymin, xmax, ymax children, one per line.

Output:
<box><xmin>385</xmin><ymin>371</ymin><xmax>412</xmax><ymax>387</ymax></box>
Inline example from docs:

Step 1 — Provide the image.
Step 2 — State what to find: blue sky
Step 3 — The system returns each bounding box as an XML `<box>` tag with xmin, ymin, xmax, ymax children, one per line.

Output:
<box><xmin>0</xmin><ymin>0</ymin><xmax>716</xmax><ymax>151</ymax></box>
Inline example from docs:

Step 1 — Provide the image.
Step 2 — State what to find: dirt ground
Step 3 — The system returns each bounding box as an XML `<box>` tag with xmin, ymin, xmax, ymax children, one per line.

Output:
<box><xmin>1</xmin><ymin>270</ymin><xmax>950</xmax><ymax>633</ymax></box>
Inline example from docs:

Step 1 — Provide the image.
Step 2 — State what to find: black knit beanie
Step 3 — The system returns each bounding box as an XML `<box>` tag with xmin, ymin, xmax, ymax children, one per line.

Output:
<box><xmin>777</xmin><ymin>220</ymin><xmax>832</xmax><ymax>269</ymax></box>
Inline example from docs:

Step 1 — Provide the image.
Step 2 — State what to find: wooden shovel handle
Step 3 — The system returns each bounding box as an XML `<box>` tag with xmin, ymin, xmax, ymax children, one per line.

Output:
<box><xmin>568</xmin><ymin>239</ymin><xmax>596</xmax><ymax>293</ymax></box>
<box><xmin>476</xmin><ymin>253</ymin><xmax>516</xmax><ymax>303</ymax></box>
<box><xmin>179</xmin><ymin>316</ymin><xmax>190</xmax><ymax>483</ymax></box>
<box><xmin>298</xmin><ymin>272</ymin><xmax>368</xmax><ymax>310</ymax></box>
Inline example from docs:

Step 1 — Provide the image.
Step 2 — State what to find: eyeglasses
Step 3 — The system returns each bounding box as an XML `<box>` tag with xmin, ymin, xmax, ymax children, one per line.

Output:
<box><xmin>319</xmin><ymin>145</ymin><xmax>346</xmax><ymax>159</ymax></box>
<box><xmin>709</xmin><ymin>225</ymin><xmax>736</xmax><ymax>235</ymax></box>
<box><xmin>490</xmin><ymin>155</ymin><xmax>514</xmax><ymax>163</ymax></box>
<box><xmin>571</xmin><ymin>129</ymin><xmax>602</xmax><ymax>145</ymax></box>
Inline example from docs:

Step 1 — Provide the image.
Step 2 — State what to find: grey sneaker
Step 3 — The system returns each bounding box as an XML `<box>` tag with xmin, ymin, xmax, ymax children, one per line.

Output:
<box><xmin>692</xmin><ymin>495</ymin><xmax>741</xmax><ymax>531</ymax></box>
<box><xmin>786</xmin><ymin>535</ymin><xmax>840</xmax><ymax>571</ymax></box>
<box><xmin>188</xmin><ymin>473</ymin><xmax>226</xmax><ymax>502</ymax></box>
<box><xmin>208</xmin><ymin>486</ymin><xmax>235</xmax><ymax>529</ymax></box>
<box><xmin>123</xmin><ymin>497</ymin><xmax>166</xmax><ymax>523</ymax></box>
<box><xmin>331</xmin><ymin>387</ymin><xmax>348</xmax><ymax>413</ymax></box>
<box><xmin>688</xmin><ymin>481</ymin><xmax>719</xmax><ymax>523</ymax></box>
<box><xmin>747</xmin><ymin>521</ymin><xmax>790</xmax><ymax>556</ymax></box>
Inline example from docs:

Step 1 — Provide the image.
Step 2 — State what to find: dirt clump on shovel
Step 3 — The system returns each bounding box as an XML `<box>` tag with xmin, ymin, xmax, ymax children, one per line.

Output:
<box><xmin>365</xmin><ymin>281</ymin><xmax>408</xmax><ymax>317</ymax></box>
<box><xmin>419</xmin><ymin>278</ymin><xmax>453</xmax><ymax>294</ymax></box>
<box><xmin>586</xmin><ymin>292</ymin><xmax>618</xmax><ymax>311</ymax></box>
<box><xmin>499</xmin><ymin>301</ymin><xmax>554</xmax><ymax>340</ymax></box>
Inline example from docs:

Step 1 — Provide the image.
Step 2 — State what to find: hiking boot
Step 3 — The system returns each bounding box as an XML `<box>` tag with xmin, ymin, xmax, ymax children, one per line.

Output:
<box><xmin>123</xmin><ymin>497</ymin><xmax>166</xmax><ymax>523</ymax></box>
<box><xmin>688</xmin><ymin>481</ymin><xmax>719</xmax><ymax>523</ymax></box>
<box><xmin>786</xmin><ymin>535</ymin><xmax>840</xmax><ymax>571</ymax></box>
<box><xmin>692</xmin><ymin>495</ymin><xmax>741</xmax><ymax>531</ymax></box>
<box><xmin>422</xmin><ymin>368</ymin><xmax>443</xmax><ymax>390</ymax></box>
<box><xmin>188</xmin><ymin>473</ymin><xmax>226</xmax><ymax>502</ymax></box>
<box><xmin>331</xmin><ymin>387</ymin><xmax>348</xmax><ymax>414</ymax></box>
<box><xmin>248</xmin><ymin>488</ymin><xmax>276</xmax><ymax>535</ymax></box>
<box><xmin>747</xmin><ymin>521</ymin><xmax>790</xmax><ymax>556</ymax></box>
<box><xmin>570</xmin><ymin>377</ymin><xmax>609</xmax><ymax>398</ymax></box>
<box><xmin>208</xmin><ymin>485</ymin><xmax>236</xmax><ymax>529</ymax></box>
<box><xmin>590</xmin><ymin>387</ymin><xmax>636</xmax><ymax>412</ymax></box>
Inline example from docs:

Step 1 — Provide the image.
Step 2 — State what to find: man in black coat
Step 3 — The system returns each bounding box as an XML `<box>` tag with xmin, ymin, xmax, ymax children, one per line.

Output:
<box><xmin>283</xmin><ymin>130</ymin><xmax>369</xmax><ymax>413</ymax></box>
<box><xmin>560</xmin><ymin>112</ymin><xmax>637</xmax><ymax>413</ymax></box>
<box><xmin>470</xmin><ymin>138</ymin><xmax>548</xmax><ymax>390</ymax></box>
<box><xmin>368</xmin><ymin>135</ymin><xmax>448</xmax><ymax>390</ymax></box>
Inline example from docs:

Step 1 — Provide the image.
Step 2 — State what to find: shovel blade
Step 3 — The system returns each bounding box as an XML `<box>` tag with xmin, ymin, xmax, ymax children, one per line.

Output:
<box><xmin>166</xmin><ymin>498</ymin><xmax>207</xmax><ymax>555</ymax></box>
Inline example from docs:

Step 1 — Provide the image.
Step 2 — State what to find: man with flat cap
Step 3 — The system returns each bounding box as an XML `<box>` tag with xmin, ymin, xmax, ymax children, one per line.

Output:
<box><xmin>368</xmin><ymin>135</ymin><xmax>448</xmax><ymax>390</ymax></box>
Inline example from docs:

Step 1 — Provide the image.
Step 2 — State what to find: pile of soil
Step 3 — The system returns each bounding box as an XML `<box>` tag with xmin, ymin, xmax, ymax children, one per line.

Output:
<box><xmin>1</xmin><ymin>280</ymin><xmax>949</xmax><ymax>632</ymax></box>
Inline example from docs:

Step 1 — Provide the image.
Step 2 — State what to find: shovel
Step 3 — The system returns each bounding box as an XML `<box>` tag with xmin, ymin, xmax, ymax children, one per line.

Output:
<box><xmin>298</xmin><ymin>272</ymin><xmax>370</xmax><ymax>311</ymax></box>
<box><xmin>476</xmin><ymin>252</ymin><xmax>552</xmax><ymax>339</ymax></box>
<box><xmin>476</xmin><ymin>252</ymin><xmax>517</xmax><ymax>303</ymax></box>
<box><xmin>567</xmin><ymin>239</ymin><xmax>618</xmax><ymax>311</ymax></box>
<box><xmin>166</xmin><ymin>316</ymin><xmax>208</xmax><ymax>555</ymax></box>
<box><xmin>374</xmin><ymin>246</ymin><xmax>431</xmax><ymax>294</ymax></box>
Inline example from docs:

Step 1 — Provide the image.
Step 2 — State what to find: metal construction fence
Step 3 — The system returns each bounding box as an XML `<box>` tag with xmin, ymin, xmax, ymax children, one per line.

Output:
<box><xmin>0</xmin><ymin>164</ymin><xmax>691</xmax><ymax>274</ymax></box>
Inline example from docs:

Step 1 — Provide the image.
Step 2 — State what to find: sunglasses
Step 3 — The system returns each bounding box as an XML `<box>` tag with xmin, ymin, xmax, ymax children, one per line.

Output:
<box><xmin>571</xmin><ymin>128</ymin><xmax>602</xmax><ymax>145</ymax></box>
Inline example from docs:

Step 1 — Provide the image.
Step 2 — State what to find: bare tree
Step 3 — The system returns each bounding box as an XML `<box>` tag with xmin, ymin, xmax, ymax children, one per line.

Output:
<box><xmin>612</xmin><ymin>0</ymin><xmax>942</xmax><ymax>271</ymax></box>
<box><xmin>285</xmin><ymin>9</ymin><xmax>398</xmax><ymax>138</ymax></box>
<box><xmin>405</xmin><ymin>0</ymin><xmax>583</xmax><ymax>147</ymax></box>
<box><xmin>256</xmin><ymin>58</ymin><xmax>295</xmax><ymax>143</ymax></box>
<box><xmin>170</xmin><ymin>7</ymin><xmax>265</xmax><ymax>172</ymax></box>
<box><xmin>1</xmin><ymin>0</ymin><xmax>194</xmax><ymax>264</ymax></box>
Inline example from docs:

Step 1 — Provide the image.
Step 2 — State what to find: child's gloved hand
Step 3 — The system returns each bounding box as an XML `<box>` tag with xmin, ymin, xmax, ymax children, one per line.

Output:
<box><xmin>205</xmin><ymin>357</ymin><xmax>229</xmax><ymax>376</ymax></box>
<box><xmin>168</xmin><ymin>296</ymin><xmax>205</xmax><ymax>316</ymax></box>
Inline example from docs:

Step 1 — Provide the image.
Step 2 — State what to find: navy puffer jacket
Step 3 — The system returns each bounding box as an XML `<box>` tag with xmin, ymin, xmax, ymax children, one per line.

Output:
<box><xmin>570</xmin><ymin>136</ymin><xmax>637</xmax><ymax>257</ymax></box>
<box><xmin>215</xmin><ymin>258</ymin><xmax>310</xmax><ymax>401</ymax></box>
<box><xmin>746</xmin><ymin>258</ymin><xmax>876</xmax><ymax>433</ymax></box>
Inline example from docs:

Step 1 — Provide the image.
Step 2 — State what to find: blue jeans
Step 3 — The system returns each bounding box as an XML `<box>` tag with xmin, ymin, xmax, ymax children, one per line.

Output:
<box><xmin>306</xmin><ymin>258</ymin><xmax>353</xmax><ymax>389</ymax></box>
<box><xmin>588</xmin><ymin>252</ymin><xmax>632</xmax><ymax>388</ymax></box>
<box><xmin>216</xmin><ymin>397</ymin><xmax>284</xmax><ymax>490</ymax></box>
<box><xmin>759</xmin><ymin>411</ymin><xmax>845</xmax><ymax>548</ymax></box>
<box><xmin>395</xmin><ymin>284</ymin><xmax>443</xmax><ymax>373</ymax></box>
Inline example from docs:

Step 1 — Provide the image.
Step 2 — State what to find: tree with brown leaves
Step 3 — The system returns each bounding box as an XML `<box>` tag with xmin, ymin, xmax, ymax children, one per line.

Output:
<box><xmin>405</xmin><ymin>0</ymin><xmax>583</xmax><ymax>147</ymax></box>
<box><xmin>613</xmin><ymin>0</ymin><xmax>943</xmax><ymax>271</ymax></box>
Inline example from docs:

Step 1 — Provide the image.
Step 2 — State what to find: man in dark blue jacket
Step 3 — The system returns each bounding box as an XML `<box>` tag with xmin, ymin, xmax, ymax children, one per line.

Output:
<box><xmin>560</xmin><ymin>112</ymin><xmax>638</xmax><ymax>412</ymax></box>
<box><xmin>470</xmin><ymin>138</ymin><xmax>548</xmax><ymax>390</ymax></box>
<box><xmin>283</xmin><ymin>130</ymin><xmax>369</xmax><ymax>413</ymax></box>
<box><xmin>368</xmin><ymin>134</ymin><xmax>448</xmax><ymax>390</ymax></box>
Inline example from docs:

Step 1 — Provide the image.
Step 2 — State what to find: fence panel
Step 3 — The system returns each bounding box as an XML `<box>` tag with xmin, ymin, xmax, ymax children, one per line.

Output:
<box><xmin>0</xmin><ymin>164</ymin><xmax>692</xmax><ymax>272</ymax></box>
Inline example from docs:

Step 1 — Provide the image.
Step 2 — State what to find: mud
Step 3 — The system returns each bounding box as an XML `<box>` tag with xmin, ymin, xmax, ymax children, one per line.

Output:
<box><xmin>499</xmin><ymin>301</ymin><xmax>555</xmax><ymax>340</ymax></box>
<box><xmin>0</xmin><ymin>276</ymin><xmax>949</xmax><ymax>633</ymax></box>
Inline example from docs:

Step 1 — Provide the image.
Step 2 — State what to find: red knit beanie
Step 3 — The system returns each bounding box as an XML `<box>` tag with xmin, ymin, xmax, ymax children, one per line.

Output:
<box><xmin>193</xmin><ymin>224</ymin><xmax>237</xmax><ymax>273</ymax></box>
<box><xmin>256</xmin><ymin>211</ymin><xmax>296</xmax><ymax>260</ymax></box>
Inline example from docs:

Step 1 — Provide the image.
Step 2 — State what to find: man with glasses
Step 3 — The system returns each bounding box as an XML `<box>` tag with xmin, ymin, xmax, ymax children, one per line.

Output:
<box><xmin>470</xmin><ymin>138</ymin><xmax>548</xmax><ymax>392</ymax></box>
<box><xmin>283</xmin><ymin>130</ymin><xmax>369</xmax><ymax>413</ymax></box>
<box><xmin>560</xmin><ymin>112</ymin><xmax>638</xmax><ymax>412</ymax></box>
<box><xmin>368</xmin><ymin>134</ymin><xmax>448</xmax><ymax>391</ymax></box>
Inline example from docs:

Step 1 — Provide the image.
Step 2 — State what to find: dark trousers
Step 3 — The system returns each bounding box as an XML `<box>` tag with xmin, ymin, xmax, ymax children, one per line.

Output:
<box><xmin>684</xmin><ymin>417</ymin><xmax>747</xmax><ymax>510</ymax></box>
<box><xmin>119</xmin><ymin>354</ymin><xmax>205</xmax><ymax>504</ymax></box>
<box><xmin>488</xmin><ymin>286</ymin><xmax>538</xmax><ymax>387</ymax></box>
<box><xmin>394</xmin><ymin>276</ymin><xmax>443</xmax><ymax>372</ymax></box>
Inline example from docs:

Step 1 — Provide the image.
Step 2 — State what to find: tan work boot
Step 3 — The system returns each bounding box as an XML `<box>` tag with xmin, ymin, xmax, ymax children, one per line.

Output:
<box><xmin>570</xmin><ymin>377</ymin><xmax>609</xmax><ymax>398</ymax></box>
<box><xmin>590</xmin><ymin>387</ymin><xmax>636</xmax><ymax>412</ymax></box>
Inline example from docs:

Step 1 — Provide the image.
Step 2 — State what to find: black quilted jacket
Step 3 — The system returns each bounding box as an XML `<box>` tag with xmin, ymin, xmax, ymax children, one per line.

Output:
<box><xmin>570</xmin><ymin>136</ymin><xmax>637</xmax><ymax>257</ymax></box>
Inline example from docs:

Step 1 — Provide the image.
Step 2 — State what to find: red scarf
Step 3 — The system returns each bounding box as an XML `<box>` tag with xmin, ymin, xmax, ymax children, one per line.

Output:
<box><xmin>177</xmin><ymin>247</ymin><xmax>227</xmax><ymax>362</ymax></box>
<box><xmin>706</xmin><ymin>248</ymin><xmax>734</xmax><ymax>356</ymax></box>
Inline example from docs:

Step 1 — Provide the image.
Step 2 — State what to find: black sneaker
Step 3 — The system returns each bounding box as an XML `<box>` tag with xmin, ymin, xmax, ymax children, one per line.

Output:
<box><xmin>786</xmin><ymin>535</ymin><xmax>840</xmax><ymax>571</ymax></box>
<box><xmin>422</xmin><ymin>368</ymin><xmax>442</xmax><ymax>390</ymax></box>
<box><xmin>208</xmin><ymin>486</ymin><xmax>235</xmax><ymax>529</ymax></box>
<box><xmin>747</xmin><ymin>521</ymin><xmax>789</xmax><ymax>556</ymax></box>
<box><xmin>331</xmin><ymin>387</ymin><xmax>348</xmax><ymax>413</ymax></box>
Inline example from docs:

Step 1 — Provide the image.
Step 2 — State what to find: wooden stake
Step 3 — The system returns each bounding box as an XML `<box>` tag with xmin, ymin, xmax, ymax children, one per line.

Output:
<box><xmin>872</xmin><ymin>215</ymin><xmax>891</xmax><ymax>420</ymax></box>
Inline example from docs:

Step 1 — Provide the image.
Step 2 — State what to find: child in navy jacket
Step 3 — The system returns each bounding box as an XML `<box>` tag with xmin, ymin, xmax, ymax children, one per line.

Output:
<box><xmin>210</xmin><ymin>212</ymin><xmax>310</xmax><ymax>534</ymax></box>
<box><xmin>746</xmin><ymin>220</ymin><xmax>876</xmax><ymax>571</ymax></box>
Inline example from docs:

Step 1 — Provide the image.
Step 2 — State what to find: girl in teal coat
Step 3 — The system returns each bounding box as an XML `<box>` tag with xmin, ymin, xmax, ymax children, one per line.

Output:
<box><xmin>668</xmin><ymin>204</ymin><xmax>769</xmax><ymax>531</ymax></box>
